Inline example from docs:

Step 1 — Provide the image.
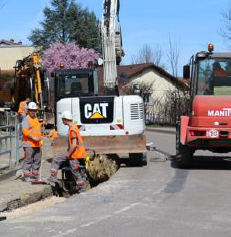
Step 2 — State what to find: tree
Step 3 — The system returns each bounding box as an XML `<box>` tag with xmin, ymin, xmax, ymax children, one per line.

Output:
<box><xmin>42</xmin><ymin>42</ymin><xmax>99</xmax><ymax>72</ymax></box>
<box><xmin>29</xmin><ymin>0</ymin><xmax>101</xmax><ymax>52</ymax></box>
<box><xmin>166</xmin><ymin>35</ymin><xmax>181</xmax><ymax>77</ymax></box>
<box><xmin>162</xmin><ymin>87</ymin><xmax>190</xmax><ymax>125</ymax></box>
<box><xmin>131</xmin><ymin>43</ymin><xmax>165</xmax><ymax>68</ymax></box>
<box><xmin>219</xmin><ymin>9</ymin><xmax>231</xmax><ymax>50</ymax></box>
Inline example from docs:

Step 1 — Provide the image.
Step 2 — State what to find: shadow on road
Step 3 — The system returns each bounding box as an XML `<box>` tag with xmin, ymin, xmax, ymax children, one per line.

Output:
<box><xmin>171</xmin><ymin>155</ymin><xmax>231</xmax><ymax>170</ymax></box>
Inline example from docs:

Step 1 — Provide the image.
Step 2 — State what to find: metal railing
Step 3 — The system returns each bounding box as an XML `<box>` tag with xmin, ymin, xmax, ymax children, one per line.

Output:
<box><xmin>0</xmin><ymin>111</ymin><xmax>23</xmax><ymax>169</ymax></box>
<box><xmin>0</xmin><ymin>125</ymin><xmax>13</xmax><ymax>167</ymax></box>
<box><xmin>0</xmin><ymin>110</ymin><xmax>16</xmax><ymax>127</ymax></box>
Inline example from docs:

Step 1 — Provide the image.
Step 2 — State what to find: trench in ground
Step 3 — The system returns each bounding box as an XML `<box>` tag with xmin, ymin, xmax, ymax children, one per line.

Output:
<box><xmin>0</xmin><ymin>154</ymin><xmax>123</xmax><ymax>221</ymax></box>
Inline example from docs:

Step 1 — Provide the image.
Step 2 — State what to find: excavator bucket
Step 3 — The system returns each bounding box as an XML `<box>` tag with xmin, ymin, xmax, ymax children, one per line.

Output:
<box><xmin>53</xmin><ymin>134</ymin><xmax>146</xmax><ymax>156</ymax></box>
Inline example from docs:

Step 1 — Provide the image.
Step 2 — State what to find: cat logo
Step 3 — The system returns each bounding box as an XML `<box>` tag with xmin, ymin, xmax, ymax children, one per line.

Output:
<box><xmin>84</xmin><ymin>103</ymin><xmax>109</xmax><ymax>119</ymax></box>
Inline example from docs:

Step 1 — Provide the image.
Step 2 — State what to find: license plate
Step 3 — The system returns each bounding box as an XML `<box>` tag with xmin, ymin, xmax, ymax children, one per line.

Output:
<box><xmin>207</xmin><ymin>129</ymin><xmax>219</xmax><ymax>138</ymax></box>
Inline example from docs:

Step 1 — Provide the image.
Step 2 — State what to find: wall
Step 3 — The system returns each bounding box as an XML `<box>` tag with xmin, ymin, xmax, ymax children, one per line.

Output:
<box><xmin>130</xmin><ymin>68</ymin><xmax>176</xmax><ymax>102</ymax></box>
<box><xmin>0</xmin><ymin>45</ymin><xmax>36</xmax><ymax>70</ymax></box>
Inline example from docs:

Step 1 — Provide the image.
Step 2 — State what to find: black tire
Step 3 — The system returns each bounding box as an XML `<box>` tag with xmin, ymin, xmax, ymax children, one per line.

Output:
<box><xmin>129</xmin><ymin>153</ymin><xmax>145</xmax><ymax>166</ymax></box>
<box><xmin>142</xmin><ymin>152</ymin><xmax>147</xmax><ymax>166</ymax></box>
<box><xmin>175</xmin><ymin>122</ymin><xmax>193</xmax><ymax>168</ymax></box>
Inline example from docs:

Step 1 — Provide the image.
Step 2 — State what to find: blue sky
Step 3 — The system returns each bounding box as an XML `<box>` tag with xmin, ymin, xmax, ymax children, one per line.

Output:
<box><xmin>0</xmin><ymin>0</ymin><xmax>230</xmax><ymax>76</ymax></box>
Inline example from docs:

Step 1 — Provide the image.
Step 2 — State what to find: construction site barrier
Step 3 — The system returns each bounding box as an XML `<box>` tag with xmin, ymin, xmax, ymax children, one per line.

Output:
<box><xmin>0</xmin><ymin>111</ymin><xmax>23</xmax><ymax>169</ymax></box>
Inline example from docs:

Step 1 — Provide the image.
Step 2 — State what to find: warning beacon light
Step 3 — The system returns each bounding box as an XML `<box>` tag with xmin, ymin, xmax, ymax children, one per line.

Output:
<box><xmin>59</xmin><ymin>63</ymin><xmax>65</xmax><ymax>69</ymax></box>
<box><xmin>208</xmin><ymin>44</ymin><xmax>214</xmax><ymax>52</ymax></box>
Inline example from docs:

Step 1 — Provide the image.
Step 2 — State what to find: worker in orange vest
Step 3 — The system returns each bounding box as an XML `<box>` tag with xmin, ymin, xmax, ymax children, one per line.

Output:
<box><xmin>46</xmin><ymin>125</ymin><xmax>58</xmax><ymax>146</ymax></box>
<box><xmin>18</xmin><ymin>97</ymin><xmax>31</xmax><ymax>117</ymax></box>
<box><xmin>213</xmin><ymin>62</ymin><xmax>228</xmax><ymax>77</ymax></box>
<box><xmin>21</xmin><ymin>102</ymin><xmax>42</xmax><ymax>181</ymax></box>
<box><xmin>47</xmin><ymin>111</ymin><xmax>87</xmax><ymax>192</ymax></box>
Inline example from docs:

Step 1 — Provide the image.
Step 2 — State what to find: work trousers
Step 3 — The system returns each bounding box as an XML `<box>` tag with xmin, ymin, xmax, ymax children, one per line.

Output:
<box><xmin>50</xmin><ymin>154</ymin><xmax>83</xmax><ymax>182</ymax></box>
<box><xmin>23</xmin><ymin>147</ymin><xmax>42</xmax><ymax>176</ymax></box>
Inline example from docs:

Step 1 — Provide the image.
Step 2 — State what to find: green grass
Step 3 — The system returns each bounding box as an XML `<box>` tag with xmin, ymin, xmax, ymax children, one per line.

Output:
<box><xmin>214</xmin><ymin>86</ymin><xmax>231</xmax><ymax>95</ymax></box>
<box><xmin>146</xmin><ymin>124</ymin><xmax>162</xmax><ymax>127</ymax></box>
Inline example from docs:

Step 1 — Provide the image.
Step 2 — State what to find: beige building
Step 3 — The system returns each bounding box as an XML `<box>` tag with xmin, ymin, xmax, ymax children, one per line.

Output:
<box><xmin>0</xmin><ymin>39</ymin><xmax>36</xmax><ymax>71</ymax></box>
<box><xmin>98</xmin><ymin>63</ymin><xmax>188</xmax><ymax>124</ymax></box>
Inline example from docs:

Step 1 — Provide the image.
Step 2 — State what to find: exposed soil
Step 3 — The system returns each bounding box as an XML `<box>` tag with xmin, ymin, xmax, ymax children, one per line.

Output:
<box><xmin>0</xmin><ymin>196</ymin><xmax>66</xmax><ymax>219</ymax></box>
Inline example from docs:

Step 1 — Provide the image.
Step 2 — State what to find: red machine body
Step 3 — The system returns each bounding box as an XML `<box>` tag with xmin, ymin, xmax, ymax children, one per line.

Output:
<box><xmin>175</xmin><ymin>45</ymin><xmax>231</xmax><ymax>168</ymax></box>
<box><xmin>181</xmin><ymin>95</ymin><xmax>231</xmax><ymax>146</ymax></box>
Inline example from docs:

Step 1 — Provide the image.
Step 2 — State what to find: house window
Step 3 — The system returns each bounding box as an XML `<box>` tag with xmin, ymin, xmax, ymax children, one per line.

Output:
<box><xmin>143</xmin><ymin>92</ymin><xmax>151</xmax><ymax>104</ymax></box>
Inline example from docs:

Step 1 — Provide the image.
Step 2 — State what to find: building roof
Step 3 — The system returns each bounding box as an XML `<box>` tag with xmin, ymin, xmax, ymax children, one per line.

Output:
<box><xmin>0</xmin><ymin>39</ymin><xmax>22</xmax><ymax>46</ymax></box>
<box><xmin>97</xmin><ymin>63</ymin><xmax>187</xmax><ymax>91</ymax></box>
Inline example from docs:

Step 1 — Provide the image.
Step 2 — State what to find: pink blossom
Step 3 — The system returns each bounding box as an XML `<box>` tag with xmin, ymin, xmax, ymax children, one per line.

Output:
<box><xmin>42</xmin><ymin>42</ymin><xmax>99</xmax><ymax>72</ymax></box>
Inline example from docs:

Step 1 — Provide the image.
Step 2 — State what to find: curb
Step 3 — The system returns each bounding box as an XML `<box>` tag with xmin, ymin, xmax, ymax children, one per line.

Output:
<box><xmin>0</xmin><ymin>169</ymin><xmax>17</xmax><ymax>182</ymax></box>
<box><xmin>146</xmin><ymin>128</ymin><xmax>176</xmax><ymax>135</ymax></box>
<box><xmin>0</xmin><ymin>185</ymin><xmax>53</xmax><ymax>212</ymax></box>
<box><xmin>0</xmin><ymin>157</ymin><xmax>24</xmax><ymax>182</ymax></box>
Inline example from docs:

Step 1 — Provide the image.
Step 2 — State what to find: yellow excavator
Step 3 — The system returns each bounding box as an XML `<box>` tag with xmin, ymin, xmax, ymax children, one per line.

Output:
<box><xmin>14</xmin><ymin>53</ymin><xmax>43</xmax><ymax>108</ymax></box>
<box><xmin>13</xmin><ymin>53</ymin><xmax>52</xmax><ymax>122</ymax></box>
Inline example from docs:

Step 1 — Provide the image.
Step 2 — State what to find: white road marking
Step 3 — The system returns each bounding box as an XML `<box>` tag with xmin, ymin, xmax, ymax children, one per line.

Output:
<box><xmin>51</xmin><ymin>228</ymin><xmax>77</xmax><ymax>237</ymax></box>
<box><xmin>80</xmin><ymin>203</ymin><xmax>140</xmax><ymax>228</ymax></box>
<box><xmin>114</xmin><ymin>202</ymin><xmax>140</xmax><ymax>214</ymax></box>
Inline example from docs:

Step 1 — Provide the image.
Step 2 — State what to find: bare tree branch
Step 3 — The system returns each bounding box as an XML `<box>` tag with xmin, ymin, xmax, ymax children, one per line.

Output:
<box><xmin>219</xmin><ymin>8</ymin><xmax>231</xmax><ymax>50</ymax></box>
<box><xmin>131</xmin><ymin>43</ymin><xmax>165</xmax><ymax>68</ymax></box>
<box><xmin>166</xmin><ymin>35</ymin><xmax>181</xmax><ymax>77</ymax></box>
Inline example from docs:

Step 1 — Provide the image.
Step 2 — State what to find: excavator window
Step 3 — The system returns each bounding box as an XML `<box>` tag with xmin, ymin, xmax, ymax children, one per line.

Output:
<box><xmin>57</xmin><ymin>72</ymin><xmax>94</xmax><ymax>98</ymax></box>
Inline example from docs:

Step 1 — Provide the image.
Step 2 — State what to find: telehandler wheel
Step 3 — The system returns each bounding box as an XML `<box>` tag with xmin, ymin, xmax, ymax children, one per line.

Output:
<box><xmin>129</xmin><ymin>153</ymin><xmax>146</xmax><ymax>166</ymax></box>
<box><xmin>175</xmin><ymin>123</ymin><xmax>193</xmax><ymax>168</ymax></box>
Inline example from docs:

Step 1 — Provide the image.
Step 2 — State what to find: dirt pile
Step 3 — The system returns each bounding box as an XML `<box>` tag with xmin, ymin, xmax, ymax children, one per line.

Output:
<box><xmin>87</xmin><ymin>154</ymin><xmax>118</xmax><ymax>182</ymax></box>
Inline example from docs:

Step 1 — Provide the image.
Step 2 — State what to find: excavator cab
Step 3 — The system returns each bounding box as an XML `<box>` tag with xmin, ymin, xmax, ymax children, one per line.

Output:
<box><xmin>54</xmin><ymin>68</ymin><xmax>98</xmax><ymax>99</ymax></box>
<box><xmin>53</xmin><ymin>68</ymin><xmax>99</xmax><ymax>125</ymax></box>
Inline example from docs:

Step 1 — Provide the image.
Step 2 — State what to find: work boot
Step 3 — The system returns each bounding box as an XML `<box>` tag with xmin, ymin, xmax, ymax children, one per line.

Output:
<box><xmin>46</xmin><ymin>175</ymin><xmax>58</xmax><ymax>187</ymax></box>
<box><xmin>31</xmin><ymin>171</ymin><xmax>39</xmax><ymax>181</ymax></box>
<box><xmin>31</xmin><ymin>175</ymin><xmax>39</xmax><ymax>181</ymax></box>
<box><xmin>24</xmin><ymin>176</ymin><xmax>35</xmax><ymax>182</ymax></box>
<box><xmin>20</xmin><ymin>171</ymin><xmax>33</xmax><ymax>182</ymax></box>
<box><xmin>76</xmin><ymin>180</ymin><xmax>87</xmax><ymax>193</ymax></box>
<box><xmin>20</xmin><ymin>175</ymin><xmax>34</xmax><ymax>182</ymax></box>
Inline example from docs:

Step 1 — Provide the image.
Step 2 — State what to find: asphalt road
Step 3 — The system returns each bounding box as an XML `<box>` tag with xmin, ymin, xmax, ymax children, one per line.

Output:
<box><xmin>1</xmin><ymin>131</ymin><xmax>231</xmax><ymax>237</ymax></box>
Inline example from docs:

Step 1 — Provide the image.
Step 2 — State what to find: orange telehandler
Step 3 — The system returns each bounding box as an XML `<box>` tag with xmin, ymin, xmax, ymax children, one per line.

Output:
<box><xmin>176</xmin><ymin>44</ymin><xmax>231</xmax><ymax>168</ymax></box>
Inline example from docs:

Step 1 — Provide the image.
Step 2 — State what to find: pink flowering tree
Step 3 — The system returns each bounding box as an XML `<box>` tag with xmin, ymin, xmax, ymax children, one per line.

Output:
<box><xmin>42</xmin><ymin>42</ymin><xmax>99</xmax><ymax>72</ymax></box>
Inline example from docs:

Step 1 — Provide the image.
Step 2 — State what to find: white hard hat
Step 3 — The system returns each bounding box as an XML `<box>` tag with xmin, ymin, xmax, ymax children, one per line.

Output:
<box><xmin>62</xmin><ymin>111</ymin><xmax>73</xmax><ymax>120</ymax></box>
<box><xmin>28</xmin><ymin>102</ymin><xmax>37</xmax><ymax>110</ymax></box>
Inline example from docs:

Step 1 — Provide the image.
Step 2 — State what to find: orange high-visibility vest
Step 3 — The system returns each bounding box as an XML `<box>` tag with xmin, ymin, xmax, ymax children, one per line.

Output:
<box><xmin>48</xmin><ymin>130</ymin><xmax>58</xmax><ymax>141</ymax></box>
<box><xmin>22</xmin><ymin>115</ymin><xmax>42</xmax><ymax>147</ymax></box>
<box><xmin>18</xmin><ymin>101</ymin><xmax>27</xmax><ymax>116</ymax></box>
<box><xmin>214</xmin><ymin>69</ymin><xmax>228</xmax><ymax>77</ymax></box>
<box><xmin>68</xmin><ymin>125</ymin><xmax>86</xmax><ymax>159</ymax></box>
